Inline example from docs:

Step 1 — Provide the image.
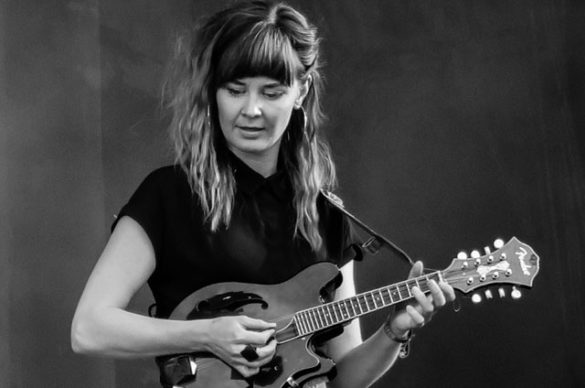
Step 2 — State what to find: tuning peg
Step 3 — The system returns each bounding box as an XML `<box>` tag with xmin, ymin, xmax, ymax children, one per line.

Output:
<box><xmin>484</xmin><ymin>290</ymin><xmax>493</xmax><ymax>300</ymax></box>
<box><xmin>498</xmin><ymin>287</ymin><xmax>506</xmax><ymax>298</ymax></box>
<box><xmin>511</xmin><ymin>287</ymin><xmax>522</xmax><ymax>300</ymax></box>
<box><xmin>471</xmin><ymin>250</ymin><xmax>480</xmax><ymax>258</ymax></box>
<box><xmin>471</xmin><ymin>294</ymin><xmax>482</xmax><ymax>304</ymax></box>
<box><xmin>457</xmin><ymin>251</ymin><xmax>468</xmax><ymax>259</ymax></box>
<box><xmin>494</xmin><ymin>238</ymin><xmax>504</xmax><ymax>249</ymax></box>
<box><xmin>484</xmin><ymin>246</ymin><xmax>491</xmax><ymax>254</ymax></box>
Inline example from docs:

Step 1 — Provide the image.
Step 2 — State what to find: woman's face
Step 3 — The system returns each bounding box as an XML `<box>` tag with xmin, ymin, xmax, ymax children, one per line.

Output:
<box><xmin>215</xmin><ymin>76</ymin><xmax>306</xmax><ymax>165</ymax></box>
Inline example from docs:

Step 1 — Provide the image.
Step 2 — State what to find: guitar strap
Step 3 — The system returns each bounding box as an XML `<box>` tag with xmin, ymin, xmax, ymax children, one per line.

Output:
<box><xmin>320</xmin><ymin>190</ymin><xmax>415</xmax><ymax>266</ymax></box>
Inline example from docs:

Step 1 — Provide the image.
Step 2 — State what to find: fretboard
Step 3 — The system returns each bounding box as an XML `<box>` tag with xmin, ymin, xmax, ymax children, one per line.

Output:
<box><xmin>292</xmin><ymin>271</ymin><xmax>443</xmax><ymax>338</ymax></box>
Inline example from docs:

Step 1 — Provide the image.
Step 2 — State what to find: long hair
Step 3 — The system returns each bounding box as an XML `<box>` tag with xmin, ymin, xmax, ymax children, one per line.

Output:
<box><xmin>164</xmin><ymin>0</ymin><xmax>336</xmax><ymax>251</ymax></box>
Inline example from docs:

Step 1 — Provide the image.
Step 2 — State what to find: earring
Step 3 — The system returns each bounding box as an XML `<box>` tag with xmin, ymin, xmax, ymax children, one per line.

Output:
<box><xmin>206</xmin><ymin>105</ymin><xmax>212</xmax><ymax>129</ymax></box>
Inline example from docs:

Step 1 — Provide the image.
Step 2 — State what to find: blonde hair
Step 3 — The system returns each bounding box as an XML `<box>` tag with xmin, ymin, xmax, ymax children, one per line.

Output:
<box><xmin>164</xmin><ymin>1</ymin><xmax>336</xmax><ymax>251</ymax></box>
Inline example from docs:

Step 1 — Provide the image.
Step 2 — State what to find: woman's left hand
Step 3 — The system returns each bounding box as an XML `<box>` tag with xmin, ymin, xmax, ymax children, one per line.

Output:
<box><xmin>386</xmin><ymin>261</ymin><xmax>456</xmax><ymax>337</ymax></box>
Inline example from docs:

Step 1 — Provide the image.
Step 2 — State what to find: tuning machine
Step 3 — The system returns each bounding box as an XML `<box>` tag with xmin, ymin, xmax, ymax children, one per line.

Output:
<box><xmin>471</xmin><ymin>289</ymin><xmax>496</xmax><ymax>304</ymax></box>
<box><xmin>511</xmin><ymin>286</ymin><xmax>522</xmax><ymax>300</ymax></box>
<box><xmin>494</xmin><ymin>238</ymin><xmax>504</xmax><ymax>249</ymax></box>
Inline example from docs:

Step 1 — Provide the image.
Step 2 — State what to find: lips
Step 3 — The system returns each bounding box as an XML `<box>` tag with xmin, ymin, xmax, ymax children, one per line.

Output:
<box><xmin>237</xmin><ymin>126</ymin><xmax>264</xmax><ymax>131</ymax></box>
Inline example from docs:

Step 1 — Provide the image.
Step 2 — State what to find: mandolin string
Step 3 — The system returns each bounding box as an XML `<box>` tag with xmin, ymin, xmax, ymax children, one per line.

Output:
<box><xmin>297</xmin><ymin>270</ymin><xmax>491</xmax><ymax>333</ymax></box>
<box><xmin>303</xmin><ymin>272</ymin><xmax>443</xmax><ymax>317</ymax></box>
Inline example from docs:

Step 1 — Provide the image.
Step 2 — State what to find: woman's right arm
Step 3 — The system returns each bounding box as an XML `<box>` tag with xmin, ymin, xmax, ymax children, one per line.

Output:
<box><xmin>71</xmin><ymin>216</ymin><xmax>276</xmax><ymax>376</ymax></box>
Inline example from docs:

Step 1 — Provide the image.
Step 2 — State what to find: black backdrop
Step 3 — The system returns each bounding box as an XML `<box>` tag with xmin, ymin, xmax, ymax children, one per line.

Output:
<box><xmin>1</xmin><ymin>0</ymin><xmax>584</xmax><ymax>387</ymax></box>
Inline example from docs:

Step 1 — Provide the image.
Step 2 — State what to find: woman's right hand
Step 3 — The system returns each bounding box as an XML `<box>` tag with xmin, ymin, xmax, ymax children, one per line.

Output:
<box><xmin>205</xmin><ymin>315</ymin><xmax>277</xmax><ymax>378</ymax></box>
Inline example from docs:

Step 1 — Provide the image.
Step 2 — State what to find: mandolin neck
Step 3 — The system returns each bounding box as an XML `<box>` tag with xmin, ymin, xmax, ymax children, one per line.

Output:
<box><xmin>290</xmin><ymin>271</ymin><xmax>443</xmax><ymax>338</ymax></box>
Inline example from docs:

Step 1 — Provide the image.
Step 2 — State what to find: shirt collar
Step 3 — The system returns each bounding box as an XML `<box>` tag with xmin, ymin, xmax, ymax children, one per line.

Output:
<box><xmin>227</xmin><ymin>151</ymin><xmax>291</xmax><ymax>200</ymax></box>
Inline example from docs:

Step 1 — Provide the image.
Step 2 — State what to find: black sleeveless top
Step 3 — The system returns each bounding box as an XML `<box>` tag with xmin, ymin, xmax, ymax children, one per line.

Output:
<box><xmin>113</xmin><ymin>153</ymin><xmax>361</xmax><ymax>318</ymax></box>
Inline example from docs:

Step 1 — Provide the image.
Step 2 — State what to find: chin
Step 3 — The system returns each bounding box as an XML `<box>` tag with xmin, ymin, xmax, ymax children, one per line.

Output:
<box><xmin>232</xmin><ymin>138</ymin><xmax>278</xmax><ymax>155</ymax></box>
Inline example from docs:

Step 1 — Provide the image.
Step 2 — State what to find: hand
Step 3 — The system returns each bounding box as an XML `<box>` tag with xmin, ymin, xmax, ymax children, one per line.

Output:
<box><xmin>386</xmin><ymin>261</ymin><xmax>456</xmax><ymax>338</ymax></box>
<box><xmin>206</xmin><ymin>315</ymin><xmax>277</xmax><ymax>378</ymax></box>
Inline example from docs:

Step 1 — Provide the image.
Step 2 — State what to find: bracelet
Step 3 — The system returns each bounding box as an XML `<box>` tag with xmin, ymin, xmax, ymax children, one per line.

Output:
<box><xmin>383</xmin><ymin>321</ymin><xmax>413</xmax><ymax>358</ymax></box>
<box><xmin>383</xmin><ymin>321</ymin><xmax>411</xmax><ymax>343</ymax></box>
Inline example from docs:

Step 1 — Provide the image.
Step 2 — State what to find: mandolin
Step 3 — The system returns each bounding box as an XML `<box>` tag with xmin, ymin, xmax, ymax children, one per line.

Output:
<box><xmin>158</xmin><ymin>237</ymin><xmax>540</xmax><ymax>388</ymax></box>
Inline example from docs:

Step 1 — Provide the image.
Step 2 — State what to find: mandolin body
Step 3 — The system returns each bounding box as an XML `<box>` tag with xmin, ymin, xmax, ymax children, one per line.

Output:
<box><xmin>164</xmin><ymin>262</ymin><xmax>343</xmax><ymax>388</ymax></box>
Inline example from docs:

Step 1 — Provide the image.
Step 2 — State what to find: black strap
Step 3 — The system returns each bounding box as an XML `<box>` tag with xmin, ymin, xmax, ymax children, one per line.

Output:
<box><xmin>321</xmin><ymin>190</ymin><xmax>415</xmax><ymax>266</ymax></box>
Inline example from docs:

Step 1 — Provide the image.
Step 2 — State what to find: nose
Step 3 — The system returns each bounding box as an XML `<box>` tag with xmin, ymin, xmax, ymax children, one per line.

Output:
<box><xmin>241</xmin><ymin>94</ymin><xmax>262</xmax><ymax>118</ymax></box>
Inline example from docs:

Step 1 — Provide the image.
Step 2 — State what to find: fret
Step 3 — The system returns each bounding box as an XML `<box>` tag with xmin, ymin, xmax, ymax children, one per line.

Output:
<box><xmin>364</xmin><ymin>293</ymin><xmax>374</xmax><ymax>309</ymax></box>
<box><xmin>347</xmin><ymin>299</ymin><xmax>356</xmax><ymax>317</ymax></box>
<box><xmin>292</xmin><ymin>272</ymin><xmax>453</xmax><ymax>340</ymax></box>
<box><xmin>327</xmin><ymin>304</ymin><xmax>337</xmax><ymax>324</ymax></box>
<box><xmin>333</xmin><ymin>303</ymin><xmax>341</xmax><ymax>321</ymax></box>
<box><xmin>397</xmin><ymin>282</ymin><xmax>408</xmax><ymax>299</ymax></box>
<box><xmin>372</xmin><ymin>292</ymin><xmax>379</xmax><ymax>308</ymax></box>
<box><xmin>337</xmin><ymin>302</ymin><xmax>345</xmax><ymax>320</ymax></box>
<box><xmin>364</xmin><ymin>293</ymin><xmax>374</xmax><ymax>311</ymax></box>
<box><xmin>422</xmin><ymin>275</ymin><xmax>431</xmax><ymax>292</ymax></box>
<box><xmin>337</xmin><ymin>303</ymin><xmax>344</xmax><ymax>321</ymax></box>
<box><xmin>293</xmin><ymin>315</ymin><xmax>302</xmax><ymax>336</ymax></box>
<box><xmin>302</xmin><ymin>313</ymin><xmax>312</xmax><ymax>333</ymax></box>
<box><xmin>329</xmin><ymin>303</ymin><xmax>339</xmax><ymax>323</ymax></box>
<box><xmin>294</xmin><ymin>315</ymin><xmax>302</xmax><ymax>335</ymax></box>
<box><xmin>340</xmin><ymin>301</ymin><xmax>349</xmax><ymax>320</ymax></box>
<box><xmin>406</xmin><ymin>280</ymin><xmax>414</xmax><ymax>297</ymax></box>
<box><xmin>315</xmin><ymin>307</ymin><xmax>325</xmax><ymax>327</ymax></box>
<box><xmin>309</xmin><ymin>310</ymin><xmax>319</xmax><ymax>331</ymax></box>
<box><xmin>310</xmin><ymin>310</ymin><xmax>318</xmax><ymax>331</ymax></box>
<box><xmin>353</xmin><ymin>297</ymin><xmax>363</xmax><ymax>315</ymax></box>
<box><xmin>382</xmin><ymin>287</ymin><xmax>392</xmax><ymax>305</ymax></box>
<box><xmin>301</xmin><ymin>312</ymin><xmax>312</xmax><ymax>333</ymax></box>
<box><xmin>374</xmin><ymin>290</ymin><xmax>384</xmax><ymax>309</ymax></box>
<box><xmin>357</xmin><ymin>294</ymin><xmax>366</xmax><ymax>312</ymax></box>
<box><xmin>324</xmin><ymin>305</ymin><xmax>332</xmax><ymax>325</ymax></box>
<box><xmin>390</xmin><ymin>285</ymin><xmax>401</xmax><ymax>302</ymax></box>
<box><xmin>296</xmin><ymin>314</ymin><xmax>307</xmax><ymax>336</ymax></box>
<box><xmin>385</xmin><ymin>287</ymin><xmax>393</xmax><ymax>304</ymax></box>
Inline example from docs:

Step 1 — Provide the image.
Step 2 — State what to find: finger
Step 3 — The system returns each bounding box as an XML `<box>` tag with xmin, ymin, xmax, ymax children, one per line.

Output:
<box><xmin>239</xmin><ymin>316</ymin><xmax>277</xmax><ymax>330</ymax></box>
<box><xmin>412</xmin><ymin>286</ymin><xmax>434</xmax><ymax>314</ymax></box>
<box><xmin>237</xmin><ymin>365</ymin><xmax>260</xmax><ymax>378</ymax></box>
<box><xmin>408</xmin><ymin>261</ymin><xmax>424</xmax><ymax>278</ymax></box>
<box><xmin>406</xmin><ymin>305</ymin><xmax>425</xmax><ymax>326</ymax></box>
<box><xmin>256</xmin><ymin>338</ymin><xmax>277</xmax><ymax>358</ymax></box>
<box><xmin>245</xmin><ymin>340</ymin><xmax>277</xmax><ymax>367</ymax></box>
<box><xmin>244</xmin><ymin>329</ymin><xmax>275</xmax><ymax>346</ymax></box>
<box><xmin>428</xmin><ymin>280</ymin><xmax>446</xmax><ymax>307</ymax></box>
<box><xmin>439</xmin><ymin>281</ymin><xmax>456</xmax><ymax>302</ymax></box>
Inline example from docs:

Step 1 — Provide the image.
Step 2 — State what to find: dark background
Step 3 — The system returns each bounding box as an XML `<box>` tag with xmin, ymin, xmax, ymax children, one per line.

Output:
<box><xmin>1</xmin><ymin>0</ymin><xmax>584</xmax><ymax>387</ymax></box>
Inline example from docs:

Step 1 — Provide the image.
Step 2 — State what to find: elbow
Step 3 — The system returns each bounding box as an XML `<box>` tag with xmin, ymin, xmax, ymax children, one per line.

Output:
<box><xmin>70</xmin><ymin>314</ymin><xmax>101</xmax><ymax>355</ymax></box>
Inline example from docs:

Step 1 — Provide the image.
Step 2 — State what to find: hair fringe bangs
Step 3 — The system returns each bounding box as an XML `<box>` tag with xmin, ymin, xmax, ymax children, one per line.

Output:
<box><xmin>215</xmin><ymin>26</ymin><xmax>300</xmax><ymax>87</ymax></box>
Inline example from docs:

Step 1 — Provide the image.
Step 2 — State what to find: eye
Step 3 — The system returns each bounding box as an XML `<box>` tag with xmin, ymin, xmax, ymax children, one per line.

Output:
<box><xmin>226</xmin><ymin>87</ymin><xmax>245</xmax><ymax>96</ymax></box>
<box><xmin>263</xmin><ymin>88</ymin><xmax>287</xmax><ymax>99</ymax></box>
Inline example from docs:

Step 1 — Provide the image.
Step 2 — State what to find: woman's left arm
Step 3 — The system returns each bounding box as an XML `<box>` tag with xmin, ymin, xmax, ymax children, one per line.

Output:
<box><xmin>324</xmin><ymin>261</ymin><xmax>455</xmax><ymax>388</ymax></box>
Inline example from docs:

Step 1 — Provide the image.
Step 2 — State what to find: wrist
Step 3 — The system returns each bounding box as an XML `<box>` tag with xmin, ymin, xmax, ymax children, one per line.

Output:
<box><xmin>382</xmin><ymin>320</ymin><xmax>410</xmax><ymax>343</ymax></box>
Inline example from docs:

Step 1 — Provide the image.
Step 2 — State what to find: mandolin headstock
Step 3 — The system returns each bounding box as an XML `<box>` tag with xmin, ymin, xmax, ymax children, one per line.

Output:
<box><xmin>443</xmin><ymin>237</ymin><xmax>540</xmax><ymax>294</ymax></box>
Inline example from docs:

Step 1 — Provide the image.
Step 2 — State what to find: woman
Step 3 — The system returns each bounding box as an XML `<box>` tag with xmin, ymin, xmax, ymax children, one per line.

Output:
<box><xmin>71</xmin><ymin>1</ymin><xmax>455</xmax><ymax>387</ymax></box>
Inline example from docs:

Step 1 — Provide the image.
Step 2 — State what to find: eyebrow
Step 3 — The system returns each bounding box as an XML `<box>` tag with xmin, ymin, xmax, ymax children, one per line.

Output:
<box><xmin>230</xmin><ymin>80</ymin><xmax>285</xmax><ymax>88</ymax></box>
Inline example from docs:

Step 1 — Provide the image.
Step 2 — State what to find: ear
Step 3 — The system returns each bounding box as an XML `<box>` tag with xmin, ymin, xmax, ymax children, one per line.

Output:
<box><xmin>295</xmin><ymin>76</ymin><xmax>311</xmax><ymax>108</ymax></box>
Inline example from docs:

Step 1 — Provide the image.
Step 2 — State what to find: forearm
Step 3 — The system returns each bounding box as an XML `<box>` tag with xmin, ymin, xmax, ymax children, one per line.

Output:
<box><xmin>71</xmin><ymin>307</ymin><xmax>209</xmax><ymax>358</ymax></box>
<box><xmin>329</xmin><ymin>325</ymin><xmax>402</xmax><ymax>388</ymax></box>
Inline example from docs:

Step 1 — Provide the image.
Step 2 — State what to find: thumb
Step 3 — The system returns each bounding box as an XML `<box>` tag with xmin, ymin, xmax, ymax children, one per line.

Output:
<box><xmin>408</xmin><ymin>260</ymin><xmax>424</xmax><ymax>279</ymax></box>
